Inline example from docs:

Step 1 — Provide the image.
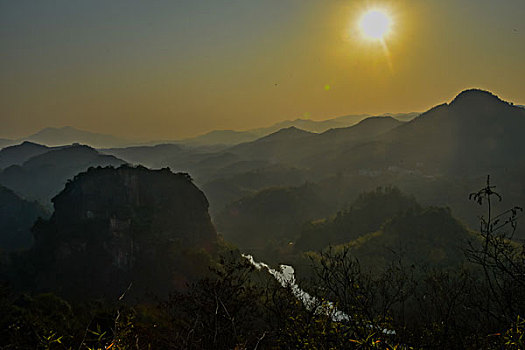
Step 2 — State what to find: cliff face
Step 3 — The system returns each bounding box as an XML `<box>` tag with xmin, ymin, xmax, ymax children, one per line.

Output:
<box><xmin>29</xmin><ymin>165</ymin><xmax>217</xmax><ymax>300</ymax></box>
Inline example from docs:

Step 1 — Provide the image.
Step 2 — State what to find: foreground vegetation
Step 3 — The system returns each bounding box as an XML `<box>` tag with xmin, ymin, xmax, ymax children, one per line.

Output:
<box><xmin>1</xmin><ymin>247</ymin><xmax>524</xmax><ymax>349</ymax></box>
<box><xmin>1</xmin><ymin>178</ymin><xmax>524</xmax><ymax>349</ymax></box>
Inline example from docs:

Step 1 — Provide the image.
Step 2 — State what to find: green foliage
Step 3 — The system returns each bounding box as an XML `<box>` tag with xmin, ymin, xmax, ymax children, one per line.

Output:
<box><xmin>295</xmin><ymin>186</ymin><xmax>420</xmax><ymax>252</ymax></box>
<box><xmin>215</xmin><ymin>183</ymin><xmax>330</xmax><ymax>252</ymax></box>
<box><xmin>502</xmin><ymin>316</ymin><xmax>525</xmax><ymax>349</ymax></box>
<box><xmin>295</xmin><ymin>187</ymin><xmax>471</xmax><ymax>272</ymax></box>
<box><xmin>0</xmin><ymin>281</ymin><xmax>144</xmax><ymax>350</ymax></box>
<box><xmin>161</xmin><ymin>252</ymin><xmax>269</xmax><ymax>349</ymax></box>
<box><xmin>2</xmin><ymin>177</ymin><xmax>524</xmax><ymax>349</ymax></box>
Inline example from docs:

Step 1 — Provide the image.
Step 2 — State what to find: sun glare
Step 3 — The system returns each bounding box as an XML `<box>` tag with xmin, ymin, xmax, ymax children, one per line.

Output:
<box><xmin>359</xmin><ymin>10</ymin><xmax>391</xmax><ymax>40</ymax></box>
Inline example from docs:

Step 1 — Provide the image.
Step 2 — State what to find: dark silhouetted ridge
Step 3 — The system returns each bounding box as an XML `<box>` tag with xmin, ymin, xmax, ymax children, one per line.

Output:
<box><xmin>0</xmin><ymin>144</ymin><xmax>126</xmax><ymax>204</ymax></box>
<box><xmin>227</xmin><ymin>126</ymin><xmax>314</xmax><ymax>160</ymax></box>
<box><xmin>333</xmin><ymin>88</ymin><xmax>525</xmax><ymax>175</ymax></box>
<box><xmin>322</xmin><ymin>116</ymin><xmax>402</xmax><ymax>136</ymax></box>
<box><xmin>25</xmin><ymin>126</ymin><xmax>132</xmax><ymax>148</ymax></box>
<box><xmin>263</xmin><ymin>126</ymin><xmax>314</xmax><ymax>140</ymax></box>
<box><xmin>0</xmin><ymin>141</ymin><xmax>51</xmax><ymax>169</ymax></box>
<box><xmin>450</xmin><ymin>89</ymin><xmax>505</xmax><ymax>106</ymax></box>
<box><xmin>22</xmin><ymin>144</ymin><xmax>122</xmax><ymax>168</ymax></box>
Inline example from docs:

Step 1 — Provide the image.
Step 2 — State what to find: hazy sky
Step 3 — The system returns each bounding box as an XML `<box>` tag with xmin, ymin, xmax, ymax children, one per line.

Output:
<box><xmin>1</xmin><ymin>0</ymin><xmax>524</xmax><ymax>140</ymax></box>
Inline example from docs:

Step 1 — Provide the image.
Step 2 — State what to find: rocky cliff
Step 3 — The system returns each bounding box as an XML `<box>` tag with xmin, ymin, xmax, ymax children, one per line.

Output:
<box><xmin>27</xmin><ymin>165</ymin><xmax>218</xmax><ymax>300</ymax></box>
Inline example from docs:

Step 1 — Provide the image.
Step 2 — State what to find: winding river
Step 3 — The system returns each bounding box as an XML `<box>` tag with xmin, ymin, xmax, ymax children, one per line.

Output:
<box><xmin>243</xmin><ymin>254</ymin><xmax>395</xmax><ymax>335</ymax></box>
<box><xmin>242</xmin><ymin>254</ymin><xmax>349</xmax><ymax>322</ymax></box>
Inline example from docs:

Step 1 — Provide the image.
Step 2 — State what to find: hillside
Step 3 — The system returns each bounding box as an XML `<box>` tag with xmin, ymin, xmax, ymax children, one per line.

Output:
<box><xmin>215</xmin><ymin>184</ymin><xmax>330</xmax><ymax>253</ymax></box>
<box><xmin>290</xmin><ymin>188</ymin><xmax>474</xmax><ymax>284</ymax></box>
<box><xmin>300</xmin><ymin>116</ymin><xmax>404</xmax><ymax>166</ymax></box>
<box><xmin>318</xmin><ymin>116</ymin><xmax>402</xmax><ymax>144</ymax></box>
<box><xmin>228</xmin><ymin>126</ymin><xmax>315</xmax><ymax>163</ymax></box>
<box><xmin>329</xmin><ymin>206</ymin><xmax>473</xmax><ymax>271</ymax></box>
<box><xmin>294</xmin><ymin>187</ymin><xmax>420</xmax><ymax>252</ymax></box>
<box><xmin>0</xmin><ymin>185</ymin><xmax>48</xmax><ymax>251</ymax></box>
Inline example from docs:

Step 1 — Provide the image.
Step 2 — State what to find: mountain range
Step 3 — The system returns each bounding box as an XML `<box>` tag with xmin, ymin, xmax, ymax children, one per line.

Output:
<box><xmin>0</xmin><ymin>142</ymin><xmax>52</xmax><ymax>169</ymax></box>
<box><xmin>0</xmin><ymin>87</ymin><xmax>524</xmax><ymax>299</ymax></box>
<box><xmin>325</xmin><ymin>89</ymin><xmax>525</xmax><ymax>176</ymax></box>
<box><xmin>0</xmin><ymin>144</ymin><xmax>126</xmax><ymax>205</ymax></box>
<box><xmin>227</xmin><ymin>116</ymin><xmax>404</xmax><ymax>166</ymax></box>
<box><xmin>0</xmin><ymin>88</ymin><xmax>522</xmax><ymax>240</ymax></box>
<box><xmin>0</xmin><ymin>113</ymin><xmax>418</xmax><ymax>149</ymax></box>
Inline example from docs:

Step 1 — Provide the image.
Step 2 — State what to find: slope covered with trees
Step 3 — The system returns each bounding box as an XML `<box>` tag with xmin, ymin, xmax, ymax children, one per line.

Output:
<box><xmin>0</xmin><ymin>185</ymin><xmax>48</xmax><ymax>251</ymax></box>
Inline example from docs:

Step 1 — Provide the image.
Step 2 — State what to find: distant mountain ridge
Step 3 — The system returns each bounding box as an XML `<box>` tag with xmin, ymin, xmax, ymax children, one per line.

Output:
<box><xmin>180</xmin><ymin>130</ymin><xmax>260</xmax><ymax>147</ymax></box>
<box><xmin>0</xmin><ymin>113</ymin><xmax>419</xmax><ymax>149</ymax></box>
<box><xmin>179</xmin><ymin>113</ymin><xmax>418</xmax><ymax>146</ymax></box>
<box><xmin>1</xmin><ymin>88</ymin><xmax>521</xmax><ymax>227</ymax></box>
<box><xmin>0</xmin><ymin>144</ymin><xmax>126</xmax><ymax>205</ymax></box>
<box><xmin>0</xmin><ymin>142</ymin><xmax>52</xmax><ymax>170</ymax></box>
<box><xmin>201</xmin><ymin>88</ymin><xmax>525</xmax><ymax>227</ymax></box>
<box><xmin>25</xmin><ymin>126</ymin><xmax>133</xmax><ymax>148</ymax></box>
<box><xmin>227</xmin><ymin>116</ymin><xmax>404</xmax><ymax>166</ymax></box>
<box><xmin>330</xmin><ymin>89</ymin><xmax>525</xmax><ymax>175</ymax></box>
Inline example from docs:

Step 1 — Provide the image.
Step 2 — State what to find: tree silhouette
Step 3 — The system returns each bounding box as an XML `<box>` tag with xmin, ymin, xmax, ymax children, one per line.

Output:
<box><xmin>466</xmin><ymin>175</ymin><xmax>524</xmax><ymax>324</ymax></box>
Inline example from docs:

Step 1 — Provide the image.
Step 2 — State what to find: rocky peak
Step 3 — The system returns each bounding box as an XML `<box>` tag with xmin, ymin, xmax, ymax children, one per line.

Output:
<box><xmin>50</xmin><ymin>165</ymin><xmax>214</xmax><ymax>244</ymax></box>
<box><xmin>29</xmin><ymin>165</ymin><xmax>217</xmax><ymax>299</ymax></box>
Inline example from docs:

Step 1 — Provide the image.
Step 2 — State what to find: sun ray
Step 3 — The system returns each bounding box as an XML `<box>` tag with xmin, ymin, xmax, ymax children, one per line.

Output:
<box><xmin>380</xmin><ymin>38</ymin><xmax>394</xmax><ymax>73</ymax></box>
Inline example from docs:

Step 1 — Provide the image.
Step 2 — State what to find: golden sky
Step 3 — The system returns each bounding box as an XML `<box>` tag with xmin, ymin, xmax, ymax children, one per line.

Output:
<box><xmin>1</xmin><ymin>0</ymin><xmax>524</xmax><ymax>140</ymax></box>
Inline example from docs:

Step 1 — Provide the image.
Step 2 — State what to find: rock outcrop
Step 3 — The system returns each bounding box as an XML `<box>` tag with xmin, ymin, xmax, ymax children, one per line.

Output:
<box><xmin>28</xmin><ymin>165</ymin><xmax>217</xmax><ymax>300</ymax></box>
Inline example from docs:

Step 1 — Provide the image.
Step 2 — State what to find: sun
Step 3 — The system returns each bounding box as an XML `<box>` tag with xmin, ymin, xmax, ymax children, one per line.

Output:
<box><xmin>359</xmin><ymin>10</ymin><xmax>392</xmax><ymax>40</ymax></box>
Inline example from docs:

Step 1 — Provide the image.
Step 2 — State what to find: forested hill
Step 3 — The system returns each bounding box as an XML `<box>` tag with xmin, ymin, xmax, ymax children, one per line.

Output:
<box><xmin>0</xmin><ymin>185</ymin><xmax>48</xmax><ymax>251</ymax></box>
